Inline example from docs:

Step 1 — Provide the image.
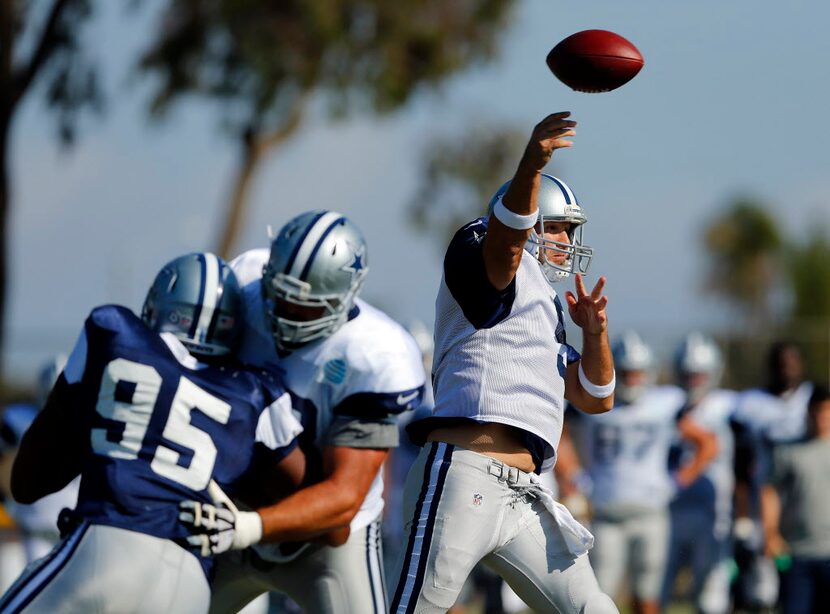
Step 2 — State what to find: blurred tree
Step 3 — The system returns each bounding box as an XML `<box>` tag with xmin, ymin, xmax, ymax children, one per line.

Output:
<box><xmin>138</xmin><ymin>0</ymin><xmax>516</xmax><ymax>259</ymax></box>
<box><xmin>703</xmin><ymin>198</ymin><xmax>784</xmax><ymax>328</ymax></box>
<box><xmin>0</xmin><ymin>0</ymin><xmax>101</xmax><ymax>375</ymax></box>
<box><xmin>408</xmin><ymin>122</ymin><xmax>526</xmax><ymax>247</ymax></box>
<box><xmin>787</xmin><ymin>226</ymin><xmax>830</xmax><ymax>324</ymax></box>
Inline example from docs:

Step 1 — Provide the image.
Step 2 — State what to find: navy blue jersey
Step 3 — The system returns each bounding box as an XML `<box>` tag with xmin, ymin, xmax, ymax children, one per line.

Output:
<box><xmin>58</xmin><ymin>306</ymin><xmax>300</xmax><ymax>550</ymax></box>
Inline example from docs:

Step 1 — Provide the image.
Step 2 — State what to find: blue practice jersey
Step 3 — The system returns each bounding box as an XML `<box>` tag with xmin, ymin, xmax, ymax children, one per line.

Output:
<box><xmin>57</xmin><ymin>306</ymin><xmax>300</xmax><ymax>558</ymax></box>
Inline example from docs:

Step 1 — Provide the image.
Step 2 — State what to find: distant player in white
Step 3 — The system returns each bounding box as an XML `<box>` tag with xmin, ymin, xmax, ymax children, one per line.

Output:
<box><xmin>390</xmin><ymin>112</ymin><xmax>618</xmax><ymax>614</ymax></box>
<box><xmin>184</xmin><ymin>211</ymin><xmax>426</xmax><ymax>614</ymax></box>
<box><xmin>731</xmin><ymin>341</ymin><xmax>814</xmax><ymax>610</ymax></box>
<box><xmin>565</xmin><ymin>331</ymin><xmax>718</xmax><ymax>614</ymax></box>
<box><xmin>661</xmin><ymin>333</ymin><xmax>738</xmax><ymax>614</ymax></box>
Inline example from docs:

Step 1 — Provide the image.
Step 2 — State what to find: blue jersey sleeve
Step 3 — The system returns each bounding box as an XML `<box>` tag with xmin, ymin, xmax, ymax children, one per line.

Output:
<box><xmin>333</xmin><ymin>384</ymin><xmax>426</xmax><ymax>419</ymax></box>
<box><xmin>444</xmin><ymin>217</ymin><xmax>517</xmax><ymax>329</ymax></box>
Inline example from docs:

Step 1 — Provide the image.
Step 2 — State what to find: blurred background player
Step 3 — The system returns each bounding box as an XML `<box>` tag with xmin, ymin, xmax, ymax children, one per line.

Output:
<box><xmin>761</xmin><ymin>385</ymin><xmax>830</xmax><ymax>614</ymax></box>
<box><xmin>0</xmin><ymin>356</ymin><xmax>80</xmax><ymax>586</ymax></box>
<box><xmin>661</xmin><ymin>333</ymin><xmax>738</xmax><ymax>614</ymax></box>
<box><xmin>732</xmin><ymin>341</ymin><xmax>815</xmax><ymax>610</ymax></box>
<box><xmin>392</xmin><ymin>112</ymin><xmax>617</xmax><ymax>614</ymax></box>
<box><xmin>0</xmin><ymin>252</ymin><xmax>303</xmax><ymax>614</ymax></box>
<box><xmin>198</xmin><ymin>211</ymin><xmax>426</xmax><ymax>614</ymax></box>
<box><xmin>563</xmin><ymin>330</ymin><xmax>718</xmax><ymax>614</ymax></box>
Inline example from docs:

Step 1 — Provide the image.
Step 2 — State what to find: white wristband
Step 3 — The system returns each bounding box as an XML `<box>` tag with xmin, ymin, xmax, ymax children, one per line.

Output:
<box><xmin>232</xmin><ymin>511</ymin><xmax>264</xmax><ymax>550</ymax></box>
<box><xmin>492</xmin><ymin>196</ymin><xmax>538</xmax><ymax>230</ymax></box>
<box><xmin>578</xmin><ymin>363</ymin><xmax>615</xmax><ymax>398</ymax></box>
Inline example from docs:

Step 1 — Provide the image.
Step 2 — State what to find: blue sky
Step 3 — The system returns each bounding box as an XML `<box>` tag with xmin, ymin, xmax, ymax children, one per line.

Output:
<box><xmin>7</xmin><ymin>0</ymin><xmax>830</xmax><ymax>380</ymax></box>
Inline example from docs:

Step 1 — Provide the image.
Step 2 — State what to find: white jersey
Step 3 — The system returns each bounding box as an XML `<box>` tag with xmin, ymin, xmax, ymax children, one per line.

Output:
<box><xmin>231</xmin><ymin>249</ymin><xmax>426</xmax><ymax>530</ymax></box>
<box><xmin>734</xmin><ymin>382</ymin><xmax>813</xmax><ymax>443</ymax></box>
<box><xmin>429</xmin><ymin>217</ymin><xmax>580</xmax><ymax>472</ymax></box>
<box><xmin>569</xmin><ymin>386</ymin><xmax>686</xmax><ymax>511</ymax></box>
<box><xmin>672</xmin><ymin>389</ymin><xmax>738</xmax><ymax>538</ymax></box>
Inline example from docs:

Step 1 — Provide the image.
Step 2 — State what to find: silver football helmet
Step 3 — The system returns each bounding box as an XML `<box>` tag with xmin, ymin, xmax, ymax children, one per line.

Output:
<box><xmin>488</xmin><ymin>173</ymin><xmax>593</xmax><ymax>284</ymax></box>
<box><xmin>262</xmin><ymin>210</ymin><xmax>368</xmax><ymax>350</ymax></box>
<box><xmin>141</xmin><ymin>252</ymin><xmax>243</xmax><ymax>358</ymax></box>
<box><xmin>612</xmin><ymin>330</ymin><xmax>655</xmax><ymax>404</ymax></box>
<box><xmin>675</xmin><ymin>332</ymin><xmax>723</xmax><ymax>404</ymax></box>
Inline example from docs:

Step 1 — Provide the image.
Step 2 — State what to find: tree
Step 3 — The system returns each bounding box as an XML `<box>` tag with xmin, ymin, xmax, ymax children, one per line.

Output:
<box><xmin>408</xmin><ymin>122</ymin><xmax>526</xmax><ymax>247</ymax></box>
<box><xmin>702</xmin><ymin>198</ymin><xmax>784</xmax><ymax>328</ymax></box>
<box><xmin>787</xmin><ymin>226</ymin><xmax>830</xmax><ymax>324</ymax></box>
<box><xmin>138</xmin><ymin>0</ymin><xmax>517</xmax><ymax>259</ymax></box>
<box><xmin>0</xmin><ymin>0</ymin><xmax>101</xmax><ymax>375</ymax></box>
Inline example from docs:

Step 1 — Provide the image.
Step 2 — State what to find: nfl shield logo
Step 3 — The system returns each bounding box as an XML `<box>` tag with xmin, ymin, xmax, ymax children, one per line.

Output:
<box><xmin>472</xmin><ymin>493</ymin><xmax>483</xmax><ymax>506</ymax></box>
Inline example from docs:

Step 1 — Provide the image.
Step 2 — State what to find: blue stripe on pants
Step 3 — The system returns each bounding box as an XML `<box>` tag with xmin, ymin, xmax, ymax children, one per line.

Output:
<box><xmin>390</xmin><ymin>442</ymin><xmax>454</xmax><ymax>614</ymax></box>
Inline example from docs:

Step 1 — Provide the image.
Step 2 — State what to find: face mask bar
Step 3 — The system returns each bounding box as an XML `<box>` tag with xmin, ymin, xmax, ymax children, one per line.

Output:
<box><xmin>262</xmin><ymin>272</ymin><xmax>354</xmax><ymax>350</ymax></box>
<box><xmin>527</xmin><ymin>222</ymin><xmax>593</xmax><ymax>283</ymax></box>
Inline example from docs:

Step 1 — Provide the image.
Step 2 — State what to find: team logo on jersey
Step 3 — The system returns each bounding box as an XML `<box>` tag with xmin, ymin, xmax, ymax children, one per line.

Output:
<box><xmin>472</xmin><ymin>493</ymin><xmax>483</xmax><ymax>506</ymax></box>
<box><xmin>323</xmin><ymin>359</ymin><xmax>347</xmax><ymax>385</ymax></box>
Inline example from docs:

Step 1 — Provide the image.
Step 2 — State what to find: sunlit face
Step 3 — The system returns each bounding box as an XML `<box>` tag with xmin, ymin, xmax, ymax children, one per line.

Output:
<box><xmin>537</xmin><ymin>221</ymin><xmax>572</xmax><ymax>265</ymax></box>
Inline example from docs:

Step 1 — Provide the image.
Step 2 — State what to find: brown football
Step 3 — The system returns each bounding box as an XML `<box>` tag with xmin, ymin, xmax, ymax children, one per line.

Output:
<box><xmin>546</xmin><ymin>30</ymin><xmax>644</xmax><ymax>93</ymax></box>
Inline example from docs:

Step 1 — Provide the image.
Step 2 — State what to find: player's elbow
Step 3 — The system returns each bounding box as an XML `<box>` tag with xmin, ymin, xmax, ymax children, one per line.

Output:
<box><xmin>579</xmin><ymin>392</ymin><xmax>615</xmax><ymax>415</ymax></box>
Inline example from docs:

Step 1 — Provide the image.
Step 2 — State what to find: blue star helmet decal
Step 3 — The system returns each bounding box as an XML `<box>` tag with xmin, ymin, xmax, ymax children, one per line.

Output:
<box><xmin>341</xmin><ymin>243</ymin><xmax>366</xmax><ymax>278</ymax></box>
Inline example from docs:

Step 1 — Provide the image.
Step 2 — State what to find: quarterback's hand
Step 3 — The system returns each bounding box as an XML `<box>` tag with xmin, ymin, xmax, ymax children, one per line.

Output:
<box><xmin>520</xmin><ymin>112</ymin><xmax>577</xmax><ymax>172</ymax></box>
<box><xmin>565</xmin><ymin>274</ymin><xmax>608</xmax><ymax>335</ymax></box>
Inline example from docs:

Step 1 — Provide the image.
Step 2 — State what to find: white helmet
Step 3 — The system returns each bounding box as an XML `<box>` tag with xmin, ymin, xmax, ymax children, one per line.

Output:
<box><xmin>488</xmin><ymin>173</ymin><xmax>593</xmax><ymax>284</ymax></box>
<box><xmin>674</xmin><ymin>332</ymin><xmax>723</xmax><ymax>404</ymax></box>
<box><xmin>612</xmin><ymin>330</ymin><xmax>655</xmax><ymax>404</ymax></box>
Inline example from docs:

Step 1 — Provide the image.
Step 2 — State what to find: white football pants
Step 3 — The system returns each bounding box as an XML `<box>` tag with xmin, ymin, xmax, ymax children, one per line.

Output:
<box><xmin>0</xmin><ymin>522</ymin><xmax>209</xmax><ymax>613</ymax></box>
<box><xmin>389</xmin><ymin>442</ymin><xmax>618</xmax><ymax>614</ymax></box>
<box><xmin>208</xmin><ymin>517</ymin><xmax>386</xmax><ymax>614</ymax></box>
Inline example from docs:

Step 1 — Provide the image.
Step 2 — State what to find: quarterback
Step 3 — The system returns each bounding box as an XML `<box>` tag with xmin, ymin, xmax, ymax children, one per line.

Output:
<box><xmin>390</xmin><ymin>112</ymin><xmax>618</xmax><ymax>613</ymax></box>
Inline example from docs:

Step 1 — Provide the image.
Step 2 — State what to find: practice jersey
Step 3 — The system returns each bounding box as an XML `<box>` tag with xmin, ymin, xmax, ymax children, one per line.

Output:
<box><xmin>734</xmin><ymin>382</ymin><xmax>813</xmax><ymax>444</ymax></box>
<box><xmin>60</xmin><ymin>306</ymin><xmax>301</xmax><ymax>562</ymax></box>
<box><xmin>231</xmin><ymin>249</ymin><xmax>427</xmax><ymax>531</ymax></box>
<box><xmin>670</xmin><ymin>389</ymin><xmax>738</xmax><ymax>538</ymax></box>
<box><xmin>569</xmin><ymin>386</ymin><xmax>686</xmax><ymax>510</ymax></box>
<box><xmin>413</xmin><ymin>216</ymin><xmax>580</xmax><ymax>472</ymax></box>
<box><xmin>0</xmin><ymin>404</ymin><xmax>79</xmax><ymax>537</ymax></box>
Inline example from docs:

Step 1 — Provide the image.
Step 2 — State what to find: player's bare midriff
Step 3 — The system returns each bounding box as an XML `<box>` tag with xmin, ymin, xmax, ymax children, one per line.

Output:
<box><xmin>427</xmin><ymin>422</ymin><xmax>536</xmax><ymax>473</ymax></box>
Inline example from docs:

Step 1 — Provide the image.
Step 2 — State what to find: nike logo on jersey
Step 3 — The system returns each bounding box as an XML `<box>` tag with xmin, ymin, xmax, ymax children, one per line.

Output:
<box><xmin>397</xmin><ymin>390</ymin><xmax>420</xmax><ymax>406</ymax></box>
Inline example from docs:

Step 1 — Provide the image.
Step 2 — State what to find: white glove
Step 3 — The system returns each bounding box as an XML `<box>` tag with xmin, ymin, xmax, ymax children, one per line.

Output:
<box><xmin>179</xmin><ymin>481</ymin><xmax>263</xmax><ymax>556</ymax></box>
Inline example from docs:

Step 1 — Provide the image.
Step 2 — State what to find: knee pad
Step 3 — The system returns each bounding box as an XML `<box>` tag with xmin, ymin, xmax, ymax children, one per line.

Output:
<box><xmin>582</xmin><ymin>591</ymin><xmax>618</xmax><ymax>614</ymax></box>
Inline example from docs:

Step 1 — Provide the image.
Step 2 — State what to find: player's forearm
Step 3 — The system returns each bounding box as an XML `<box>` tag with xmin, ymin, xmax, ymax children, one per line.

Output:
<box><xmin>676</xmin><ymin>433</ymin><xmax>718</xmax><ymax>487</ymax></box>
<box><xmin>256</xmin><ymin>479</ymin><xmax>360</xmax><ymax>542</ymax></box>
<box><xmin>760</xmin><ymin>485</ymin><xmax>782</xmax><ymax>543</ymax></box>
<box><xmin>576</xmin><ymin>331</ymin><xmax>614</xmax><ymax>412</ymax></box>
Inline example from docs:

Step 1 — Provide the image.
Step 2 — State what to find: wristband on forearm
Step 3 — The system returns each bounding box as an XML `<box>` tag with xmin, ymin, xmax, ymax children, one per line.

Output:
<box><xmin>492</xmin><ymin>196</ymin><xmax>538</xmax><ymax>230</ymax></box>
<box><xmin>578</xmin><ymin>363</ymin><xmax>615</xmax><ymax>398</ymax></box>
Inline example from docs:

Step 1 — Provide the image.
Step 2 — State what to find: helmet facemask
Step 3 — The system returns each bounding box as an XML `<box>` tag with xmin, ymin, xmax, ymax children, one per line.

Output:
<box><xmin>527</xmin><ymin>218</ymin><xmax>593</xmax><ymax>284</ymax></box>
<box><xmin>262</xmin><ymin>268</ymin><xmax>366</xmax><ymax>351</ymax></box>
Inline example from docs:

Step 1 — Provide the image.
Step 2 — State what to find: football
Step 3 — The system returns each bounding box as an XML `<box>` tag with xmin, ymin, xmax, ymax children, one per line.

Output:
<box><xmin>546</xmin><ymin>30</ymin><xmax>644</xmax><ymax>93</ymax></box>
